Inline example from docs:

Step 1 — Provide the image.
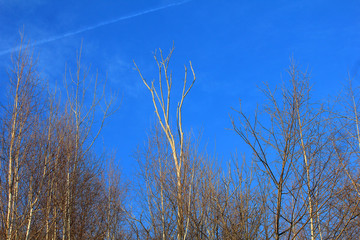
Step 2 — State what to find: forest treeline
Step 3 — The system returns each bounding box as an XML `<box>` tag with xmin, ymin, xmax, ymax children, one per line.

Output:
<box><xmin>1</xmin><ymin>40</ymin><xmax>360</xmax><ymax>240</ymax></box>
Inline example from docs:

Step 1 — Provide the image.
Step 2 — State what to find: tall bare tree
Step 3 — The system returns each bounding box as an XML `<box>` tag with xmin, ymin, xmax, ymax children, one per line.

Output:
<box><xmin>134</xmin><ymin>47</ymin><xmax>265</xmax><ymax>240</ymax></box>
<box><xmin>135</xmin><ymin>46</ymin><xmax>195</xmax><ymax>240</ymax></box>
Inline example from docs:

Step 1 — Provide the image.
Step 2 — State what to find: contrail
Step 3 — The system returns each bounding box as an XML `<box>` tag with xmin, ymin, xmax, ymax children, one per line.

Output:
<box><xmin>0</xmin><ymin>0</ymin><xmax>191</xmax><ymax>56</ymax></box>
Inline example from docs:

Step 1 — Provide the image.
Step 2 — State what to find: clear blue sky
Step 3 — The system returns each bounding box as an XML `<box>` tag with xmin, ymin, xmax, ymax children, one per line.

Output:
<box><xmin>1</xmin><ymin>0</ymin><xmax>359</xmax><ymax>177</ymax></box>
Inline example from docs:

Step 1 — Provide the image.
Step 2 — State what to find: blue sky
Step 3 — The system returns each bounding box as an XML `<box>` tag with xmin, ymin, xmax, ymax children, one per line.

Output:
<box><xmin>1</xmin><ymin>0</ymin><xmax>359</xmax><ymax>177</ymax></box>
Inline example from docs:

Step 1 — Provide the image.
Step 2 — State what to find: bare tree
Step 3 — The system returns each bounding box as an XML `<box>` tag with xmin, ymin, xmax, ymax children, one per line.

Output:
<box><xmin>59</xmin><ymin>45</ymin><xmax>116</xmax><ymax>240</ymax></box>
<box><xmin>135</xmin><ymin>46</ymin><xmax>195</xmax><ymax>240</ymax></box>
<box><xmin>0</xmin><ymin>35</ymin><xmax>44</xmax><ymax>240</ymax></box>
<box><xmin>231</xmin><ymin>62</ymin><xmax>346</xmax><ymax>239</ymax></box>
<box><xmin>0</xmin><ymin>37</ymin><xmax>123</xmax><ymax>240</ymax></box>
<box><xmin>134</xmin><ymin>47</ymin><xmax>266</xmax><ymax>240</ymax></box>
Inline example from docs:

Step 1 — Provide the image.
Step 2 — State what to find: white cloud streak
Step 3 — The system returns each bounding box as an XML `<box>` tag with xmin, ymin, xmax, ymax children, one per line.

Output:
<box><xmin>0</xmin><ymin>0</ymin><xmax>191</xmax><ymax>56</ymax></box>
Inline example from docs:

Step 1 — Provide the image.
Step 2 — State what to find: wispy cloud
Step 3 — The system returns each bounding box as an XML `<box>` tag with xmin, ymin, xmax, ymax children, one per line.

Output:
<box><xmin>0</xmin><ymin>0</ymin><xmax>191</xmax><ymax>56</ymax></box>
